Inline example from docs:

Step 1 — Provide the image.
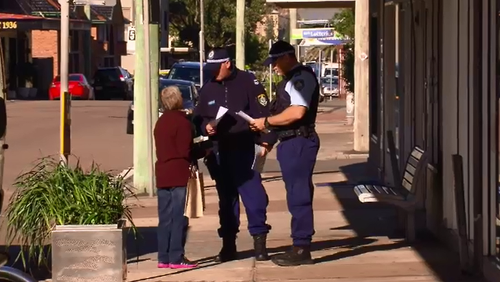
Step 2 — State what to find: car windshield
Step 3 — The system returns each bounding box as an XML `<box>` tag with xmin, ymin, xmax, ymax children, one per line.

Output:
<box><xmin>322</xmin><ymin>77</ymin><xmax>338</xmax><ymax>84</ymax></box>
<box><xmin>324</xmin><ymin>68</ymin><xmax>339</xmax><ymax>77</ymax></box>
<box><xmin>159</xmin><ymin>80</ymin><xmax>192</xmax><ymax>100</ymax></box>
<box><xmin>54</xmin><ymin>75</ymin><xmax>82</xmax><ymax>82</ymax></box>
<box><xmin>168</xmin><ymin>66</ymin><xmax>212</xmax><ymax>85</ymax></box>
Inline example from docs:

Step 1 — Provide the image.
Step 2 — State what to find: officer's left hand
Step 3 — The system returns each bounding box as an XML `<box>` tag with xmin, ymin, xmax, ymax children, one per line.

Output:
<box><xmin>250</xmin><ymin>118</ymin><xmax>266</xmax><ymax>132</ymax></box>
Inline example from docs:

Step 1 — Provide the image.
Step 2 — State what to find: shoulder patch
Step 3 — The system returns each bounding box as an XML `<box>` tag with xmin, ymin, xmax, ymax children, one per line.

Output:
<box><xmin>257</xmin><ymin>94</ymin><xmax>268</xmax><ymax>106</ymax></box>
<box><xmin>294</xmin><ymin>79</ymin><xmax>304</xmax><ymax>91</ymax></box>
<box><xmin>253</xmin><ymin>79</ymin><xmax>260</xmax><ymax>85</ymax></box>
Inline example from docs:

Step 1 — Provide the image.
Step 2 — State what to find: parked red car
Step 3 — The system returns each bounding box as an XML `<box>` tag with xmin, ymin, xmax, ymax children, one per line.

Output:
<box><xmin>49</xmin><ymin>74</ymin><xmax>94</xmax><ymax>100</ymax></box>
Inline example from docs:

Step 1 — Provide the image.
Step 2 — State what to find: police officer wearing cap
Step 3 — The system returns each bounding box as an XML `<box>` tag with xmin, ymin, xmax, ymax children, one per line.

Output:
<box><xmin>250</xmin><ymin>40</ymin><xmax>320</xmax><ymax>267</ymax></box>
<box><xmin>193</xmin><ymin>48</ymin><xmax>277</xmax><ymax>263</ymax></box>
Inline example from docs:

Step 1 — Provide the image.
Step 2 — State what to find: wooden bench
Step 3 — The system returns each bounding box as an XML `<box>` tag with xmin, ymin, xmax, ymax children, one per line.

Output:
<box><xmin>353</xmin><ymin>131</ymin><xmax>428</xmax><ymax>242</ymax></box>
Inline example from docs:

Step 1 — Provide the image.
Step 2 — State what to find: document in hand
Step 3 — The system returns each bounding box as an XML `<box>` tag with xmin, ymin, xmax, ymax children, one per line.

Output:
<box><xmin>209</xmin><ymin>106</ymin><xmax>228</xmax><ymax>127</ymax></box>
<box><xmin>236</xmin><ymin>111</ymin><xmax>270</xmax><ymax>133</ymax></box>
<box><xmin>193</xmin><ymin>136</ymin><xmax>209</xmax><ymax>144</ymax></box>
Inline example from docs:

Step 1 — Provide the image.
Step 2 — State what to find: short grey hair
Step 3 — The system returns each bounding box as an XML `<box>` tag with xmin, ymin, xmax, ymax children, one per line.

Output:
<box><xmin>160</xmin><ymin>86</ymin><xmax>183</xmax><ymax>111</ymax></box>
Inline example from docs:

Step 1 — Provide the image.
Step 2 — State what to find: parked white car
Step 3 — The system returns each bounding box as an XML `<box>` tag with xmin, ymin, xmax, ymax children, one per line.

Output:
<box><xmin>321</xmin><ymin>76</ymin><xmax>339</xmax><ymax>97</ymax></box>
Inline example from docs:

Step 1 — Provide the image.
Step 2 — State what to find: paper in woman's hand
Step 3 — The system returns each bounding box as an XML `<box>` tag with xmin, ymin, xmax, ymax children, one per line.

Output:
<box><xmin>193</xmin><ymin>136</ymin><xmax>209</xmax><ymax>144</ymax></box>
<box><xmin>209</xmin><ymin>106</ymin><xmax>228</xmax><ymax>127</ymax></box>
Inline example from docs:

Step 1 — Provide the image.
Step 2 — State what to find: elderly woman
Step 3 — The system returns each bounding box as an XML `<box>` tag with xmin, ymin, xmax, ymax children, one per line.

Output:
<box><xmin>154</xmin><ymin>85</ymin><xmax>198</xmax><ymax>269</ymax></box>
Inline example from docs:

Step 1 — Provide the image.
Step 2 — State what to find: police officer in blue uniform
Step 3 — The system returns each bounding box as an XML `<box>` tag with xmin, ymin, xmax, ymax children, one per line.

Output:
<box><xmin>250</xmin><ymin>40</ymin><xmax>320</xmax><ymax>267</ymax></box>
<box><xmin>194</xmin><ymin>48</ymin><xmax>277</xmax><ymax>262</ymax></box>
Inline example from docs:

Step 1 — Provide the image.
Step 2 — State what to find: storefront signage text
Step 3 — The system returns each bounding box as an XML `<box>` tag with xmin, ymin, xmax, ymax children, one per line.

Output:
<box><xmin>0</xmin><ymin>22</ymin><xmax>18</xmax><ymax>30</ymax></box>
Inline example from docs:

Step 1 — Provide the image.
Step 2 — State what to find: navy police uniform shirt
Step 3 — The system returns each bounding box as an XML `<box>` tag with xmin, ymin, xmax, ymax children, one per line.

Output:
<box><xmin>271</xmin><ymin>64</ymin><xmax>320</xmax><ymax>129</ymax></box>
<box><xmin>194</xmin><ymin>67</ymin><xmax>277</xmax><ymax>147</ymax></box>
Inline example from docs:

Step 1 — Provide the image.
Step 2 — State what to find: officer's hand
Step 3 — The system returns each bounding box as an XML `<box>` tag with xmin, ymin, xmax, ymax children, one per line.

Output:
<box><xmin>250</xmin><ymin>118</ymin><xmax>266</xmax><ymax>132</ymax></box>
<box><xmin>206</xmin><ymin>123</ymin><xmax>216</xmax><ymax>136</ymax></box>
<box><xmin>259</xmin><ymin>143</ymin><xmax>272</xmax><ymax>156</ymax></box>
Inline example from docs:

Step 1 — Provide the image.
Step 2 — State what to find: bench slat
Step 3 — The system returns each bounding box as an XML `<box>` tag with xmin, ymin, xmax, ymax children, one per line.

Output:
<box><xmin>353</xmin><ymin>184</ymin><xmax>405</xmax><ymax>203</ymax></box>
<box><xmin>402</xmin><ymin>178</ymin><xmax>412</xmax><ymax>190</ymax></box>
<box><xmin>408</xmin><ymin>156</ymin><xmax>419</xmax><ymax>168</ymax></box>
<box><xmin>405</xmin><ymin>163</ymin><xmax>416</xmax><ymax>175</ymax></box>
<box><xmin>403</xmin><ymin>171</ymin><xmax>414</xmax><ymax>183</ymax></box>
<box><xmin>411</xmin><ymin>148</ymin><xmax>424</xmax><ymax>160</ymax></box>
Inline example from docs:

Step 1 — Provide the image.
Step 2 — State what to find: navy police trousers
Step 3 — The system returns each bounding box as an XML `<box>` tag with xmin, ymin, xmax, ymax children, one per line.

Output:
<box><xmin>215</xmin><ymin>144</ymin><xmax>270</xmax><ymax>238</ymax></box>
<box><xmin>277</xmin><ymin>134</ymin><xmax>320</xmax><ymax>246</ymax></box>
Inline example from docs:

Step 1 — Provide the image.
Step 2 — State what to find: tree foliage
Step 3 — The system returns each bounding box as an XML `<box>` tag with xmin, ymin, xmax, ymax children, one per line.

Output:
<box><xmin>330</xmin><ymin>9</ymin><xmax>355</xmax><ymax>93</ymax></box>
<box><xmin>169</xmin><ymin>0</ymin><xmax>269</xmax><ymax>66</ymax></box>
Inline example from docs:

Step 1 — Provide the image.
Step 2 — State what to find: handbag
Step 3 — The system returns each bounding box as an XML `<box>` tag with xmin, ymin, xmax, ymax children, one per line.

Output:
<box><xmin>184</xmin><ymin>165</ymin><xmax>205</xmax><ymax>218</ymax></box>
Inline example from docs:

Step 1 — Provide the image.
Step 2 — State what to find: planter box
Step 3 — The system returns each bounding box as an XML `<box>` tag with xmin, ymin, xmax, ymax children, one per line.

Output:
<box><xmin>51</xmin><ymin>221</ymin><xmax>127</xmax><ymax>282</ymax></box>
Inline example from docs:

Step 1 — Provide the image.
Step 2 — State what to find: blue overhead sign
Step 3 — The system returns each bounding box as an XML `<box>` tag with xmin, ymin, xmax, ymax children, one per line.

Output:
<box><xmin>291</xmin><ymin>28</ymin><xmax>345</xmax><ymax>40</ymax></box>
<box><xmin>302</xmin><ymin>28</ymin><xmax>334</xmax><ymax>38</ymax></box>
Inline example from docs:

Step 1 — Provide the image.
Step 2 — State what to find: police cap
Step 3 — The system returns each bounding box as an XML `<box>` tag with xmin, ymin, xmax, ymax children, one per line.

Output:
<box><xmin>263</xmin><ymin>40</ymin><xmax>296</xmax><ymax>66</ymax></box>
<box><xmin>205</xmin><ymin>48</ymin><xmax>231</xmax><ymax>71</ymax></box>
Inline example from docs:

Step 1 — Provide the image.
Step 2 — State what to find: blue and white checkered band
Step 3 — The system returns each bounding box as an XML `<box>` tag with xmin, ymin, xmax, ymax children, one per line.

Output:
<box><xmin>269</xmin><ymin>50</ymin><xmax>295</xmax><ymax>58</ymax></box>
<box><xmin>206</xmin><ymin>57</ymin><xmax>230</xmax><ymax>63</ymax></box>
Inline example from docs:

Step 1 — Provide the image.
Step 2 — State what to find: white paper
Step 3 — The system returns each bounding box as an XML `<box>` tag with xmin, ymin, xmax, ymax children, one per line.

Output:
<box><xmin>236</xmin><ymin>111</ymin><xmax>254</xmax><ymax>122</ymax></box>
<box><xmin>193</xmin><ymin>136</ymin><xmax>209</xmax><ymax>144</ymax></box>
<box><xmin>236</xmin><ymin>111</ymin><xmax>270</xmax><ymax>134</ymax></box>
<box><xmin>209</xmin><ymin>106</ymin><xmax>228</xmax><ymax>127</ymax></box>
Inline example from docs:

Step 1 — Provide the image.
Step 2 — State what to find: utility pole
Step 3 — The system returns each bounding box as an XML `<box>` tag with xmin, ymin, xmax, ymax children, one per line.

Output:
<box><xmin>83</xmin><ymin>4</ymin><xmax>92</xmax><ymax>79</ymax></box>
<box><xmin>149</xmin><ymin>0</ymin><xmax>160</xmax><ymax>163</ymax></box>
<box><xmin>235</xmin><ymin>0</ymin><xmax>245</xmax><ymax>69</ymax></box>
<box><xmin>289</xmin><ymin>9</ymin><xmax>297</xmax><ymax>45</ymax></box>
<box><xmin>60</xmin><ymin>0</ymin><xmax>71</xmax><ymax>165</ymax></box>
<box><xmin>133</xmin><ymin>0</ymin><xmax>154</xmax><ymax>196</ymax></box>
<box><xmin>199</xmin><ymin>0</ymin><xmax>205</xmax><ymax>87</ymax></box>
<box><xmin>353</xmin><ymin>0</ymin><xmax>370</xmax><ymax>152</ymax></box>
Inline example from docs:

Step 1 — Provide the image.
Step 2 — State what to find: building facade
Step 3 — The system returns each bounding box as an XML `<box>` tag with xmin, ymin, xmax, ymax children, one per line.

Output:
<box><xmin>370</xmin><ymin>0</ymin><xmax>499</xmax><ymax>279</ymax></box>
<box><xmin>268</xmin><ymin>0</ymin><xmax>500</xmax><ymax>280</ymax></box>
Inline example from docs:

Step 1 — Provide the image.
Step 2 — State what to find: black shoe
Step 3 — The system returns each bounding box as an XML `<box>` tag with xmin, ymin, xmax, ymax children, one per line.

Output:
<box><xmin>214</xmin><ymin>238</ymin><xmax>237</xmax><ymax>263</ymax></box>
<box><xmin>253</xmin><ymin>234</ymin><xmax>269</xmax><ymax>261</ymax></box>
<box><xmin>271</xmin><ymin>246</ymin><xmax>314</xmax><ymax>267</ymax></box>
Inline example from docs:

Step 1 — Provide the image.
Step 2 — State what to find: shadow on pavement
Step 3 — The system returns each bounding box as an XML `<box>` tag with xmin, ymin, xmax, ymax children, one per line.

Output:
<box><xmin>319</xmin><ymin>160</ymin><xmax>484</xmax><ymax>282</ymax></box>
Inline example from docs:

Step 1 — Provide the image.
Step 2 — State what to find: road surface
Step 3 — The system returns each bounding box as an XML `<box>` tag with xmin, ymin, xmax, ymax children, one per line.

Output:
<box><xmin>3</xmin><ymin>100</ymin><xmax>133</xmax><ymax>204</ymax></box>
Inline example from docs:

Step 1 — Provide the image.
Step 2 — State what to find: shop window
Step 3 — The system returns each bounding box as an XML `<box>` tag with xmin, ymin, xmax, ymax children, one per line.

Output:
<box><xmin>97</xmin><ymin>25</ymin><xmax>109</xmax><ymax>42</ymax></box>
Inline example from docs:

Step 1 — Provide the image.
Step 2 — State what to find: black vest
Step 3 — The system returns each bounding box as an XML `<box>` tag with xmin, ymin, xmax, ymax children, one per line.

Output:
<box><xmin>270</xmin><ymin>65</ymin><xmax>320</xmax><ymax>131</ymax></box>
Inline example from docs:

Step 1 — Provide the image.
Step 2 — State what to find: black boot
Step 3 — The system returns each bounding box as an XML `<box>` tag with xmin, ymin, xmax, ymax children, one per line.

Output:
<box><xmin>271</xmin><ymin>246</ymin><xmax>314</xmax><ymax>267</ymax></box>
<box><xmin>214</xmin><ymin>237</ymin><xmax>237</xmax><ymax>263</ymax></box>
<box><xmin>253</xmin><ymin>234</ymin><xmax>269</xmax><ymax>261</ymax></box>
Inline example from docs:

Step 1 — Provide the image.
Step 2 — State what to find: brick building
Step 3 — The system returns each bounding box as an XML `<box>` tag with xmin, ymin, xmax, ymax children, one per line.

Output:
<box><xmin>0</xmin><ymin>0</ymin><xmax>127</xmax><ymax>99</ymax></box>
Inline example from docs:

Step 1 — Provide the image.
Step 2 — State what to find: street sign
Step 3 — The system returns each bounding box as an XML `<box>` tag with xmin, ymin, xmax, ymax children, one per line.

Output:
<box><xmin>62</xmin><ymin>0</ymin><xmax>116</xmax><ymax>6</ymax></box>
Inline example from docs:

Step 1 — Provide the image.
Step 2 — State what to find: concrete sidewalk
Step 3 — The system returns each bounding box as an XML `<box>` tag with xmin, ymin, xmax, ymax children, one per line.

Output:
<box><xmin>125</xmin><ymin>165</ymin><xmax>482</xmax><ymax>282</ymax></box>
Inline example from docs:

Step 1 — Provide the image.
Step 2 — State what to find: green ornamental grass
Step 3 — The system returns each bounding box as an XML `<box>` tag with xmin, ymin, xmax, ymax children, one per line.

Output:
<box><xmin>5</xmin><ymin>156</ymin><xmax>135</xmax><ymax>268</ymax></box>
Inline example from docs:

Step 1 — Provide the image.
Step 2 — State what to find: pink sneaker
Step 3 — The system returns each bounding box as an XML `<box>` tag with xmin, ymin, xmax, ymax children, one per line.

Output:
<box><xmin>157</xmin><ymin>262</ymin><xmax>170</xmax><ymax>268</ymax></box>
<box><xmin>169</xmin><ymin>257</ymin><xmax>198</xmax><ymax>269</ymax></box>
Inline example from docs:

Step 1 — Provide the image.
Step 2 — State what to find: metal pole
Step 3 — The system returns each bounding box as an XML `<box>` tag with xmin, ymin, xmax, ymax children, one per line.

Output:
<box><xmin>60</xmin><ymin>0</ymin><xmax>71</xmax><ymax>165</ymax></box>
<box><xmin>235</xmin><ymin>0</ymin><xmax>245</xmax><ymax>69</ymax></box>
<box><xmin>268</xmin><ymin>39</ymin><xmax>272</xmax><ymax>100</ymax></box>
<box><xmin>144</xmin><ymin>0</ymin><xmax>154</xmax><ymax>197</ymax></box>
<box><xmin>199</xmin><ymin>0</ymin><xmax>204</xmax><ymax>87</ymax></box>
<box><xmin>133</xmin><ymin>0</ymin><xmax>150</xmax><ymax>194</ymax></box>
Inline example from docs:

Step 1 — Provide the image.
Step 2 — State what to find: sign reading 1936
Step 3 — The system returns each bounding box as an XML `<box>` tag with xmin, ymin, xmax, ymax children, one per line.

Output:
<box><xmin>0</xmin><ymin>22</ymin><xmax>18</xmax><ymax>29</ymax></box>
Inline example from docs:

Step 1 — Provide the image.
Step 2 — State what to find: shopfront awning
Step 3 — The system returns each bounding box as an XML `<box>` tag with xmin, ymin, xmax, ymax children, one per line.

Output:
<box><xmin>0</xmin><ymin>13</ymin><xmax>91</xmax><ymax>31</ymax></box>
<box><xmin>265</xmin><ymin>0</ymin><xmax>355</xmax><ymax>8</ymax></box>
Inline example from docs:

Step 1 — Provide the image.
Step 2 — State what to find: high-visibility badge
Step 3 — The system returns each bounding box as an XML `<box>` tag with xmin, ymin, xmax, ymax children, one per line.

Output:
<box><xmin>257</xmin><ymin>94</ymin><xmax>268</xmax><ymax>106</ymax></box>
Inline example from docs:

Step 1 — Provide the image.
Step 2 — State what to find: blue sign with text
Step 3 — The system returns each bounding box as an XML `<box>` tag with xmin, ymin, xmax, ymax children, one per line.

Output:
<box><xmin>302</xmin><ymin>29</ymin><xmax>334</xmax><ymax>39</ymax></box>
